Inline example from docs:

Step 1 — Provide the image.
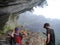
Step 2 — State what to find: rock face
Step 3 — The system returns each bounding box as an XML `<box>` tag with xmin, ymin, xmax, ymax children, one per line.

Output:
<box><xmin>0</xmin><ymin>0</ymin><xmax>46</xmax><ymax>30</ymax></box>
<box><xmin>23</xmin><ymin>32</ymin><xmax>46</xmax><ymax>45</ymax></box>
<box><xmin>0</xmin><ymin>14</ymin><xmax>10</xmax><ymax>30</ymax></box>
<box><xmin>0</xmin><ymin>0</ymin><xmax>46</xmax><ymax>14</ymax></box>
<box><xmin>0</xmin><ymin>31</ymin><xmax>46</xmax><ymax>45</ymax></box>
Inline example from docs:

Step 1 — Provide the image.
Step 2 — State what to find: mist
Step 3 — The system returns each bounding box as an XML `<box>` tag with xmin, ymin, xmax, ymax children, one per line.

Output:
<box><xmin>17</xmin><ymin>10</ymin><xmax>60</xmax><ymax>45</ymax></box>
<box><xmin>17</xmin><ymin>0</ymin><xmax>60</xmax><ymax>45</ymax></box>
<box><xmin>33</xmin><ymin>0</ymin><xmax>60</xmax><ymax>19</ymax></box>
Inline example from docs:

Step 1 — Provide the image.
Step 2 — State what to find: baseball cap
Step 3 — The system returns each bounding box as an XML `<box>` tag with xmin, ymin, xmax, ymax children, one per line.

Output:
<box><xmin>15</xmin><ymin>27</ymin><xmax>21</xmax><ymax>32</ymax></box>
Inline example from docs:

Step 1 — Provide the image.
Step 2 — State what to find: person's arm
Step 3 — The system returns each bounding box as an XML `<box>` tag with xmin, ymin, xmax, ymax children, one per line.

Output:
<box><xmin>22</xmin><ymin>31</ymin><xmax>27</xmax><ymax>37</ymax></box>
<box><xmin>11</xmin><ymin>30</ymin><xmax>15</xmax><ymax>37</ymax></box>
<box><xmin>47</xmin><ymin>34</ymin><xmax>50</xmax><ymax>44</ymax></box>
<box><xmin>43</xmin><ymin>32</ymin><xmax>47</xmax><ymax>36</ymax></box>
<box><xmin>20</xmin><ymin>30</ymin><xmax>27</xmax><ymax>37</ymax></box>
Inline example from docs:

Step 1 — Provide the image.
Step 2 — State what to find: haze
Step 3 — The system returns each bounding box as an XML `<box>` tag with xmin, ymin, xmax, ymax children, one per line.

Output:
<box><xmin>33</xmin><ymin>0</ymin><xmax>60</xmax><ymax>19</ymax></box>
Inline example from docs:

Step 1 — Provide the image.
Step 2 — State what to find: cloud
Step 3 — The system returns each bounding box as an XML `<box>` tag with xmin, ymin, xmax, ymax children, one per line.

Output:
<box><xmin>33</xmin><ymin>0</ymin><xmax>60</xmax><ymax>19</ymax></box>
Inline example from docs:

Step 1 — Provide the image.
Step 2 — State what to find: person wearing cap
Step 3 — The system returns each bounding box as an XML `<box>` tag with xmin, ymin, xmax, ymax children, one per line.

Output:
<box><xmin>14</xmin><ymin>27</ymin><xmax>23</xmax><ymax>45</ymax></box>
<box><xmin>43</xmin><ymin>23</ymin><xmax>55</xmax><ymax>45</ymax></box>
<box><xmin>14</xmin><ymin>27</ymin><xmax>27</xmax><ymax>45</ymax></box>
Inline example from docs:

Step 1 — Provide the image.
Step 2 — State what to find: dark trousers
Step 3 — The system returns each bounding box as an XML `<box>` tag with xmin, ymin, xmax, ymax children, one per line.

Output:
<box><xmin>46</xmin><ymin>42</ymin><xmax>55</xmax><ymax>45</ymax></box>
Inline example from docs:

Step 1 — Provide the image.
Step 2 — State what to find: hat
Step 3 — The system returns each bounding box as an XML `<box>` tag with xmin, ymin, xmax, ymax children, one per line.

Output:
<box><xmin>43</xmin><ymin>23</ymin><xmax>50</xmax><ymax>28</ymax></box>
<box><xmin>15</xmin><ymin>27</ymin><xmax>21</xmax><ymax>32</ymax></box>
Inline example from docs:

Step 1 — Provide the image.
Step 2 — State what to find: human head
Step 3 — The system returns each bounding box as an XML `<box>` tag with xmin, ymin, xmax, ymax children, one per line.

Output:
<box><xmin>43</xmin><ymin>23</ymin><xmax>50</xmax><ymax>29</ymax></box>
<box><xmin>15</xmin><ymin>27</ymin><xmax>21</xmax><ymax>33</ymax></box>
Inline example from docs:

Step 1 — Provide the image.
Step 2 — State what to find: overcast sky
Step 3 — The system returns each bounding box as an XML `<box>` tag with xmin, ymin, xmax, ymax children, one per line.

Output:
<box><xmin>33</xmin><ymin>0</ymin><xmax>60</xmax><ymax>19</ymax></box>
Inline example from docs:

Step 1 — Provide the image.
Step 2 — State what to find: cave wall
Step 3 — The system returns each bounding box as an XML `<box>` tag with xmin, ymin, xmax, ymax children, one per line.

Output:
<box><xmin>3</xmin><ymin>15</ymin><xmax>19</xmax><ymax>32</ymax></box>
<box><xmin>0</xmin><ymin>0</ymin><xmax>46</xmax><ymax>30</ymax></box>
<box><xmin>0</xmin><ymin>14</ymin><xmax>10</xmax><ymax>30</ymax></box>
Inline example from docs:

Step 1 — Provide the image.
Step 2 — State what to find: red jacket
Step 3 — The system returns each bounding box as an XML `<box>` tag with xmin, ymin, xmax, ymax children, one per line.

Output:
<box><xmin>15</xmin><ymin>33</ymin><xmax>22</xmax><ymax>45</ymax></box>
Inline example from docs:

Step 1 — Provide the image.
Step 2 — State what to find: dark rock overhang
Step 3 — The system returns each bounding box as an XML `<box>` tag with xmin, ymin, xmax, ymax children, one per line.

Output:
<box><xmin>0</xmin><ymin>0</ymin><xmax>46</xmax><ymax>14</ymax></box>
<box><xmin>0</xmin><ymin>0</ymin><xmax>47</xmax><ymax>30</ymax></box>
